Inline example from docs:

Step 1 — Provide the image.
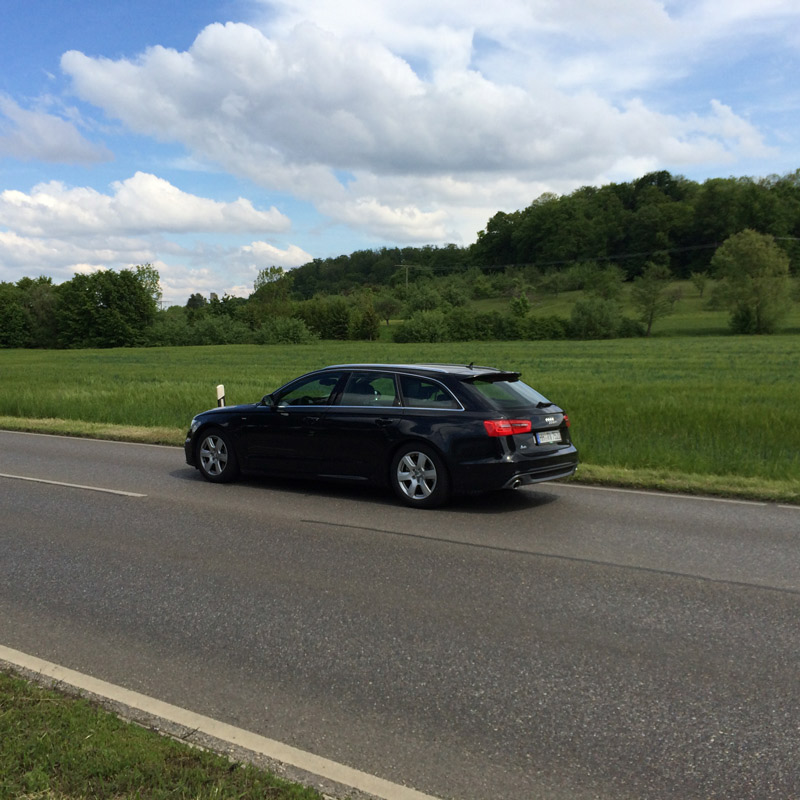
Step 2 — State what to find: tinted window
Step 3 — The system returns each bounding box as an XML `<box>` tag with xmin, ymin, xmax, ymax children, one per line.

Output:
<box><xmin>469</xmin><ymin>378</ymin><xmax>550</xmax><ymax>410</ymax></box>
<box><xmin>340</xmin><ymin>372</ymin><xmax>399</xmax><ymax>407</ymax></box>
<box><xmin>276</xmin><ymin>373</ymin><xmax>344</xmax><ymax>406</ymax></box>
<box><xmin>400</xmin><ymin>375</ymin><xmax>460</xmax><ymax>409</ymax></box>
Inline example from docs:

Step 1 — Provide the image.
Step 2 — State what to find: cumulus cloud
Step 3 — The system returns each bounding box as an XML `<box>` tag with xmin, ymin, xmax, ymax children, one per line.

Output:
<box><xmin>58</xmin><ymin>1</ymin><xmax>791</xmax><ymax>245</ymax></box>
<box><xmin>0</xmin><ymin>94</ymin><xmax>111</xmax><ymax>163</ymax></box>
<box><xmin>0</xmin><ymin>172</ymin><xmax>289</xmax><ymax>237</ymax></box>
<box><xmin>3</xmin><ymin>0</ymin><xmax>797</xmax><ymax>303</ymax></box>
<box><xmin>0</xmin><ymin>175</ymin><xmax>309</xmax><ymax>304</ymax></box>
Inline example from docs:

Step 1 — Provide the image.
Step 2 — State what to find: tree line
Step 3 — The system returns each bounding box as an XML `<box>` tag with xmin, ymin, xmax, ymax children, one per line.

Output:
<box><xmin>1</xmin><ymin>169</ymin><xmax>798</xmax><ymax>348</ymax></box>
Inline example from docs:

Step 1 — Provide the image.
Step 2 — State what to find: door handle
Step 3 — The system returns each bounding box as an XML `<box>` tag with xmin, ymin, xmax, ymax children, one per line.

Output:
<box><xmin>375</xmin><ymin>418</ymin><xmax>395</xmax><ymax>427</ymax></box>
<box><xmin>303</xmin><ymin>417</ymin><xmax>320</xmax><ymax>426</ymax></box>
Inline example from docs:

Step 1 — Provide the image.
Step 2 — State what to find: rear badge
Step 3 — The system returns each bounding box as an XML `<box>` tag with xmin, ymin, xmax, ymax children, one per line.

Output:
<box><xmin>545</xmin><ymin>416</ymin><xmax>556</xmax><ymax>424</ymax></box>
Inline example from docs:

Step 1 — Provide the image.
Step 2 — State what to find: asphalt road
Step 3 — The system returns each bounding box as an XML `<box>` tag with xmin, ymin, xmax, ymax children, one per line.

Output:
<box><xmin>1</xmin><ymin>430</ymin><xmax>798</xmax><ymax>799</ymax></box>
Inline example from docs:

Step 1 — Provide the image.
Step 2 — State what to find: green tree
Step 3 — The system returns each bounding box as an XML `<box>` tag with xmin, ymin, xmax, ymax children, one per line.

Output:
<box><xmin>56</xmin><ymin>269</ymin><xmax>157</xmax><ymax>348</ymax></box>
<box><xmin>0</xmin><ymin>282</ymin><xmax>29</xmax><ymax>347</ymax></box>
<box><xmin>349</xmin><ymin>305</ymin><xmax>381</xmax><ymax>340</ymax></box>
<box><xmin>185</xmin><ymin>293</ymin><xmax>208</xmax><ymax>322</ymax></box>
<box><xmin>374</xmin><ymin>292</ymin><xmax>402</xmax><ymax>325</ymax></box>
<box><xmin>246</xmin><ymin>266</ymin><xmax>293</xmax><ymax>326</ymax></box>
<box><xmin>689</xmin><ymin>271</ymin><xmax>708</xmax><ymax>297</ymax></box>
<box><xmin>134</xmin><ymin>263</ymin><xmax>162</xmax><ymax>306</ymax></box>
<box><xmin>630</xmin><ymin>263</ymin><xmax>675</xmax><ymax>336</ymax></box>
<box><xmin>17</xmin><ymin>276</ymin><xmax>58</xmax><ymax>348</ymax></box>
<box><xmin>710</xmin><ymin>229</ymin><xmax>792</xmax><ymax>334</ymax></box>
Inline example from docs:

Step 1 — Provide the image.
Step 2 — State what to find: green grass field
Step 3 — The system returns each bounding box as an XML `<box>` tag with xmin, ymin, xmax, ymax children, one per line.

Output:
<box><xmin>1</xmin><ymin>333</ymin><xmax>798</xmax><ymax>502</ymax></box>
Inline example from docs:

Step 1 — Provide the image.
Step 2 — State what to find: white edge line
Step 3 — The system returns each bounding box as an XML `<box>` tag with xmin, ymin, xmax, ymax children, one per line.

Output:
<box><xmin>557</xmin><ymin>482</ymin><xmax>770</xmax><ymax>507</ymax></box>
<box><xmin>0</xmin><ymin>645</ymin><xmax>440</xmax><ymax>800</ymax></box>
<box><xmin>0</xmin><ymin>473</ymin><xmax>146</xmax><ymax>498</ymax></box>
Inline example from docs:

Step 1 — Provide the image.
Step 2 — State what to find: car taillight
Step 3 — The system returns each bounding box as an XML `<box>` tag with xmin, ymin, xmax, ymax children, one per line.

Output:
<box><xmin>483</xmin><ymin>419</ymin><xmax>532</xmax><ymax>437</ymax></box>
<box><xmin>563</xmin><ymin>414</ymin><xmax>570</xmax><ymax>428</ymax></box>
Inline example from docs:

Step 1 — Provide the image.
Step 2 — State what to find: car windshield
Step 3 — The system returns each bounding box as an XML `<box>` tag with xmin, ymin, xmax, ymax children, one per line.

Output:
<box><xmin>468</xmin><ymin>378</ymin><xmax>551</xmax><ymax>411</ymax></box>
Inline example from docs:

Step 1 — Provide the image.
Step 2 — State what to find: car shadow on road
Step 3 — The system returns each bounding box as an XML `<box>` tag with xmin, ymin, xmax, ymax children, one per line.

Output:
<box><xmin>172</xmin><ymin>467</ymin><xmax>561</xmax><ymax>514</ymax></box>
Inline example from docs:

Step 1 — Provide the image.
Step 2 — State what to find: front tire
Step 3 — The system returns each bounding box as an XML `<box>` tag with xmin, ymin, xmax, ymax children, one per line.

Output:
<box><xmin>390</xmin><ymin>444</ymin><xmax>450</xmax><ymax>508</ymax></box>
<box><xmin>196</xmin><ymin>428</ymin><xmax>239</xmax><ymax>483</ymax></box>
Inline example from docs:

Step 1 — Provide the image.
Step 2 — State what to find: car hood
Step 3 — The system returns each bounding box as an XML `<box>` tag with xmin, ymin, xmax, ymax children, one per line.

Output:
<box><xmin>196</xmin><ymin>402</ymin><xmax>260</xmax><ymax>418</ymax></box>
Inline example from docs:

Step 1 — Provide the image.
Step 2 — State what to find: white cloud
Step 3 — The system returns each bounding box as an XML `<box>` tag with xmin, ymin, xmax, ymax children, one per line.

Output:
<box><xmin>2</xmin><ymin>0</ymin><xmax>798</xmax><ymax>304</ymax></box>
<box><xmin>0</xmin><ymin>94</ymin><xmax>111</xmax><ymax>163</ymax></box>
<box><xmin>0</xmin><ymin>175</ymin><xmax>310</xmax><ymax>304</ymax></box>
<box><xmin>57</xmin><ymin>3</ymin><xmax>791</xmax><ymax>246</ymax></box>
<box><xmin>0</xmin><ymin>172</ymin><xmax>289</xmax><ymax>237</ymax></box>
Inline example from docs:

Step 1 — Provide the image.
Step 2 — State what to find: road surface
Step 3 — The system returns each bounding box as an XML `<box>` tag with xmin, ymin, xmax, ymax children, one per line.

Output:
<box><xmin>1</xmin><ymin>431</ymin><xmax>798</xmax><ymax>799</ymax></box>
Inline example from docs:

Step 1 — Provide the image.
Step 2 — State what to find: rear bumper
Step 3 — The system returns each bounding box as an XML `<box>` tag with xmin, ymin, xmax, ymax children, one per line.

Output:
<box><xmin>449</xmin><ymin>444</ymin><xmax>579</xmax><ymax>493</ymax></box>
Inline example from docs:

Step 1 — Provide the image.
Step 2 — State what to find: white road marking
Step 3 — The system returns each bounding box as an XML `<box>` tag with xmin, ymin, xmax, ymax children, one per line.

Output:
<box><xmin>0</xmin><ymin>473</ymin><xmax>146</xmax><ymax>498</ymax></box>
<box><xmin>557</xmin><ymin>482</ymin><xmax>771</xmax><ymax>507</ymax></box>
<box><xmin>0</xmin><ymin>645</ymin><xmax>441</xmax><ymax>800</ymax></box>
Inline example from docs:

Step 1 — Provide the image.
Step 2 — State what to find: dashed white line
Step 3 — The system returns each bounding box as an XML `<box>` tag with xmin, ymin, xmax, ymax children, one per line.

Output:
<box><xmin>0</xmin><ymin>645</ymin><xmax>440</xmax><ymax>800</ymax></box>
<box><xmin>0</xmin><ymin>473</ymin><xmax>146</xmax><ymax>498</ymax></box>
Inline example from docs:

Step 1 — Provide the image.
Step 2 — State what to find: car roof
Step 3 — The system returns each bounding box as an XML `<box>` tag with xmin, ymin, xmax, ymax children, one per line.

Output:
<box><xmin>321</xmin><ymin>363</ymin><xmax>517</xmax><ymax>379</ymax></box>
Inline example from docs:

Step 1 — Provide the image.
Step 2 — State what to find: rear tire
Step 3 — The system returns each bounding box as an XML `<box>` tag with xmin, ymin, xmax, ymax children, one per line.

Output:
<box><xmin>390</xmin><ymin>444</ymin><xmax>450</xmax><ymax>508</ymax></box>
<box><xmin>196</xmin><ymin>428</ymin><xmax>240</xmax><ymax>483</ymax></box>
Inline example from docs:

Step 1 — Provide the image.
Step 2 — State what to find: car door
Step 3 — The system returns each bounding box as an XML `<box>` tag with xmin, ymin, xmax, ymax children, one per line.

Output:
<box><xmin>314</xmin><ymin>370</ymin><xmax>403</xmax><ymax>481</ymax></box>
<box><xmin>238</xmin><ymin>371</ymin><xmax>346</xmax><ymax>475</ymax></box>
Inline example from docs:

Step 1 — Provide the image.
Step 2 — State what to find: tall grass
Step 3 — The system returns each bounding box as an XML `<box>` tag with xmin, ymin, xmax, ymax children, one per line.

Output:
<box><xmin>2</xmin><ymin>336</ymin><xmax>798</xmax><ymax>485</ymax></box>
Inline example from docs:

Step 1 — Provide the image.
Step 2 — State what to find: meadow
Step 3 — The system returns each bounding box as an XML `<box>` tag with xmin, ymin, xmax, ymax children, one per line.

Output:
<box><xmin>1</xmin><ymin>334</ymin><xmax>798</xmax><ymax>502</ymax></box>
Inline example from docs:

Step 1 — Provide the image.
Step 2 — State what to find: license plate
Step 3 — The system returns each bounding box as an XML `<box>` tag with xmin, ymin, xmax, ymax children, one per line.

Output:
<box><xmin>535</xmin><ymin>430</ymin><xmax>562</xmax><ymax>445</ymax></box>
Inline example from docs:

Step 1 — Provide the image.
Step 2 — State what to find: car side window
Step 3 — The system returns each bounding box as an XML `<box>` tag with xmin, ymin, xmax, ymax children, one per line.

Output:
<box><xmin>399</xmin><ymin>375</ymin><xmax>459</xmax><ymax>409</ymax></box>
<box><xmin>276</xmin><ymin>373</ymin><xmax>343</xmax><ymax>406</ymax></box>
<box><xmin>340</xmin><ymin>372</ymin><xmax>399</xmax><ymax>407</ymax></box>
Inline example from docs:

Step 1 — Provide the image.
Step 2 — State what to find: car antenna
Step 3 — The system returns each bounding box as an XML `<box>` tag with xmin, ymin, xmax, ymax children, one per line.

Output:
<box><xmin>468</xmin><ymin>362</ymin><xmax>474</xmax><ymax>369</ymax></box>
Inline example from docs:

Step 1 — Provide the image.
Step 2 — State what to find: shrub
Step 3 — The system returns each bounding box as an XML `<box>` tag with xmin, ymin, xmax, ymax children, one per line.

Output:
<box><xmin>255</xmin><ymin>317</ymin><xmax>318</xmax><ymax>344</ymax></box>
<box><xmin>189</xmin><ymin>315</ymin><xmax>252</xmax><ymax>345</ymax></box>
<box><xmin>568</xmin><ymin>297</ymin><xmax>622</xmax><ymax>340</ymax></box>
<box><xmin>525</xmin><ymin>315</ymin><xmax>569</xmax><ymax>340</ymax></box>
<box><xmin>392</xmin><ymin>310</ymin><xmax>449</xmax><ymax>342</ymax></box>
<box><xmin>349</xmin><ymin>306</ymin><xmax>381</xmax><ymax>340</ymax></box>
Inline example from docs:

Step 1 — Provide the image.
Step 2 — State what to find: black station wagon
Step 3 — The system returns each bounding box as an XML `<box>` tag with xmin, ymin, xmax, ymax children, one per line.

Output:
<box><xmin>185</xmin><ymin>363</ymin><xmax>578</xmax><ymax>508</ymax></box>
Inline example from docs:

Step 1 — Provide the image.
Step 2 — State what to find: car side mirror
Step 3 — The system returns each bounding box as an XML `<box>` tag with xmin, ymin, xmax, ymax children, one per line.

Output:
<box><xmin>260</xmin><ymin>393</ymin><xmax>275</xmax><ymax>407</ymax></box>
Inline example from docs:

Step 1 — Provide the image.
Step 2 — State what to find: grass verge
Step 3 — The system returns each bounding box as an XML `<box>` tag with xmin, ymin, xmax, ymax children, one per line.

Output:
<box><xmin>0</xmin><ymin>671</ymin><xmax>322</xmax><ymax>800</ymax></box>
<box><xmin>0</xmin><ymin>415</ymin><xmax>185</xmax><ymax>447</ymax></box>
<box><xmin>2</xmin><ymin>414</ymin><xmax>797</xmax><ymax>505</ymax></box>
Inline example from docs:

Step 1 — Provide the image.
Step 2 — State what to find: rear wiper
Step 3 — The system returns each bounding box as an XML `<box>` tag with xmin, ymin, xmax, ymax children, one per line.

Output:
<box><xmin>536</xmin><ymin>401</ymin><xmax>554</xmax><ymax>408</ymax></box>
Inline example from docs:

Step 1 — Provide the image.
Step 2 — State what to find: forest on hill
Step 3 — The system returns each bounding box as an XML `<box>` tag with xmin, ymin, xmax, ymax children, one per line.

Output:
<box><xmin>2</xmin><ymin>169</ymin><xmax>799</xmax><ymax>348</ymax></box>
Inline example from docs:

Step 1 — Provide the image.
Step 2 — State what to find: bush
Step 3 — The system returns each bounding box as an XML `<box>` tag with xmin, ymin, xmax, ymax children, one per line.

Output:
<box><xmin>296</xmin><ymin>296</ymin><xmax>351</xmax><ymax>340</ymax></box>
<box><xmin>568</xmin><ymin>297</ymin><xmax>622</xmax><ymax>340</ymax></box>
<box><xmin>617</xmin><ymin>317</ymin><xmax>646</xmax><ymax>338</ymax></box>
<box><xmin>189</xmin><ymin>315</ymin><xmax>252</xmax><ymax>345</ymax></box>
<box><xmin>392</xmin><ymin>310</ymin><xmax>449</xmax><ymax>342</ymax></box>
<box><xmin>144</xmin><ymin>310</ymin><xmax>192</xmax><ymax>346</ymax></box>
<box><xmin>525</xmin><ymin>315</ymin><xmax>569</xmax><ymax>340</ymax></box>
<box><xmin>255</xmin><ymin>317</ymin><xmax>318</xmax><ymax>344</ymax></box>
<box><xmin>348</xmin><ymin>306</ymin><xmax>381</xmax><ymax>340</ymax></box>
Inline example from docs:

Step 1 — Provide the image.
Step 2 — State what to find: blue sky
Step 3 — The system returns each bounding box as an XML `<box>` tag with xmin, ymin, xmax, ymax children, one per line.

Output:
<box><xmin>1</xmin><ymin>0</ymin><xmax>799</xmax><ymax>305</ymax></box>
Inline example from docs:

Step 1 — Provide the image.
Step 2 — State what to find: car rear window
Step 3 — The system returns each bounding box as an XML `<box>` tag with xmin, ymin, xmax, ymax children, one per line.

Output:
<box><xmin>468</xmin><ymin>378</ymin><xmax>550</xmax><ymax>410</ymax></box>
<box><xmin>340</xmin><ymin>371</ymin><xmax>399</xmax><ymax>406</ymax></box>
<box><xmin>399</xmin><ymin>375</ymin><xmax>460</xmax><ymax>409</ymax></box>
